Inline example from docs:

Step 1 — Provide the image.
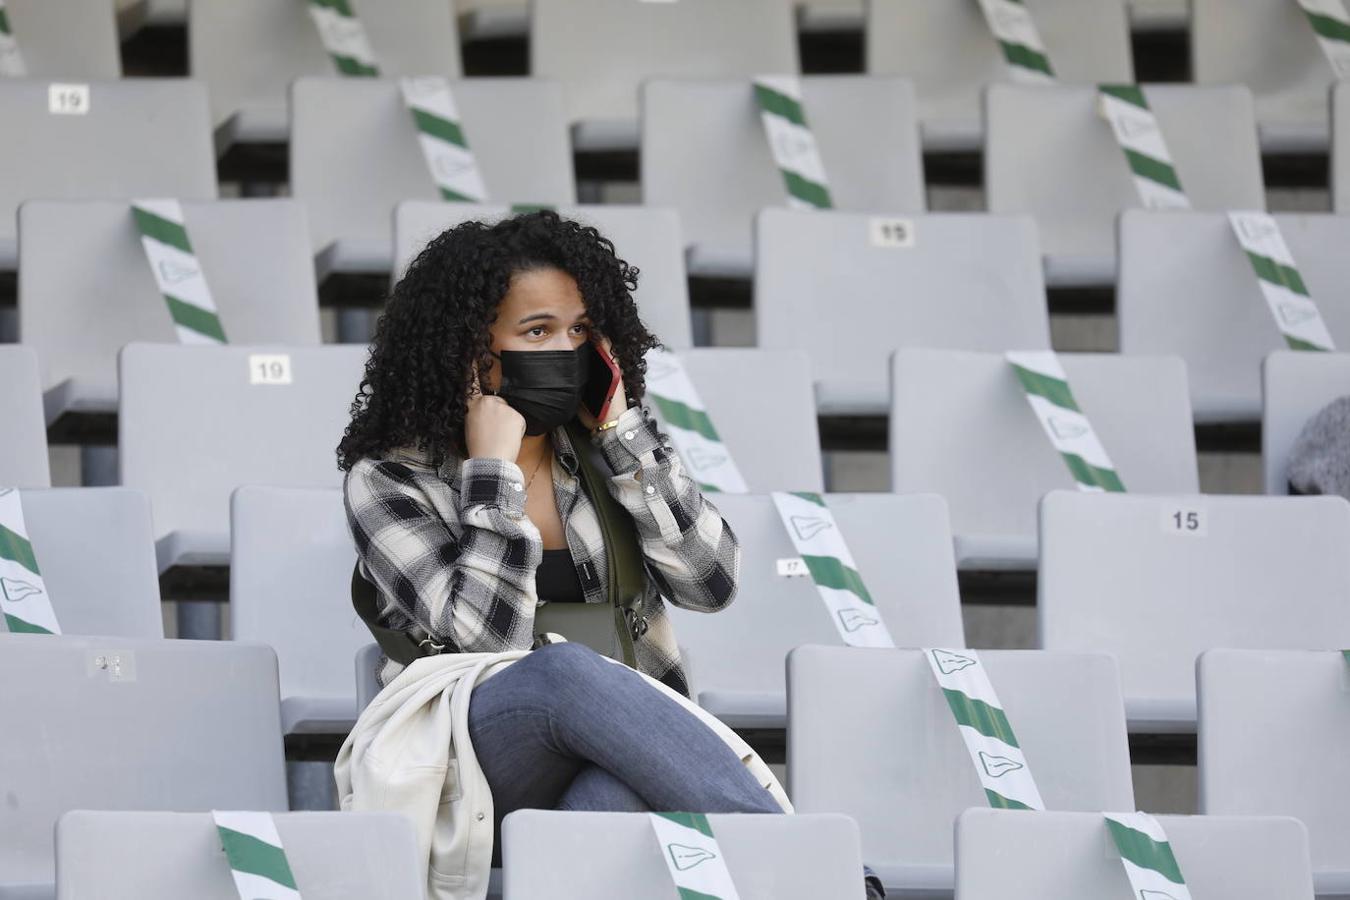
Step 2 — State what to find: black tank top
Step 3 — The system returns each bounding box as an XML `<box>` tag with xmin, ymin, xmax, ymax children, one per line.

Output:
<box><xmin>536</xmin><ymin>548</ymin><xmax>586</xmax><ymax>603</ymax></box>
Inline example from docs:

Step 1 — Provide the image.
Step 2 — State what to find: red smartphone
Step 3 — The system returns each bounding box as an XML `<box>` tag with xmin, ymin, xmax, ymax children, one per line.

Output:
<box><xmin>580</xmin><ymin>340</ymin><xmax>622</xmax><ymax>423</ymax></box>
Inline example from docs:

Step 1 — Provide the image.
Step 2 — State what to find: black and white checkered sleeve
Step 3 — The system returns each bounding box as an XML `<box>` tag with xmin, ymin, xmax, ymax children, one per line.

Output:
<box><xmin>343</xmin><ymin>457</ymin><xmax>542</xmax><ymax>652</ymax></box>
<box><xmin>594</xmin><ymin>405</ymin><xmax>740</xmax><ymax>613</ymax></box>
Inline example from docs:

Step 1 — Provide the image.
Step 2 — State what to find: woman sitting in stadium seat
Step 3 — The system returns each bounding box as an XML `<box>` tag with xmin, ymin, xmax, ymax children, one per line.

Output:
<box><xmin>336</xmin><ymin>211</ymin><xmax>884</xmax><ymax>898</ymax></box>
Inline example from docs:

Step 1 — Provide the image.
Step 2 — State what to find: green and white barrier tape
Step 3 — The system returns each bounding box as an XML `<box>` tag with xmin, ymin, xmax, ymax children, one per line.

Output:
<box><xmin>1300</xmin><ymin>0</ymin><xmax>1350</xmax><ymax>78</ymax></box>
<box><xmin>212</xmin><ymin>811</ymin><xmax>302</xmax><ymax>900</ymax></box>
<box><xmin>926</xmin><ymin>648</ymin><xmax>1044</xmax><ymax>810</ymax></box>
<box><xmin>399</xmin><ymin>76</ymin><xmax>489</xmax><ymax>203</ymax></box>
<box><xmin>1228</xmin><ymin>211</ymin><xmax>1336</xmax><ymax>352</ymax></box>
<box><xmin>132</xmin><ymin>200</ymin><xmax>228</xmax><ymax>345</ymax></box>
<box><xmin>771</xmin><ymin>491</ymin><xmax>895</xmax><ymax>648</ymax></box>
<box><xmin>1104</xmin><ymin>812</ymin><xmax>1192</xmax><ymax>900</ymax></box>
<box><xmin>0</xmin><ymin>488</ymin><xmax>59</xmax><ymax>635</ymax></box>
<box><xmin>643</xmin><ymin>348</ymin><xmax>748</xmax><ymax>494</ymax></box>
<box><xmin>753</xmin><ymin>75</ymin><xmax>833</xmax><ymax>210</ymax></box>
<box><xmin>649</xmin><ymin>812</ymin><xmax>741</xmax><ymax>900</ymax></box>
<box><xmin>0</xmin><ymin>1</ymin><xmax>26</xmax><ymax>77</ymax></box>
<box><xmin>1098</xmin><ymin>85</ymin><xmax>1191</xmax><ymax>211</ymax></box>
<box><xmin>307</xmin><ymin>0</ymin><xmax>379</xmax><ymax>77</ymax></box>
<box><xmin>976</xmin><ymin>0</ymin><xmax>1056</xmax><ymax>83</ymax></box>
<box><xmin>1006</xmin><ymin>350</ymin><xmax>1127</xmax><ymax>493</ymax></box>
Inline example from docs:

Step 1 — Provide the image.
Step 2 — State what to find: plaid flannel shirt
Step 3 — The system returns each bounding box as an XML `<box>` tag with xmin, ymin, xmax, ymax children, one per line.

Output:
<box><xmin>343</xmin><ymin>404</ymin><xmax>740</xmax><ymax>696</ymax></box>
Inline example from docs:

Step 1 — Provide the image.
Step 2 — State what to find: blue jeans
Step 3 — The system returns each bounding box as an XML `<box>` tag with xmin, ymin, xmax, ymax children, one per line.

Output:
<box><xmin>467</xmin><ymin>642</ymin><xmax>781</xmax><ymax>864</ymax></box>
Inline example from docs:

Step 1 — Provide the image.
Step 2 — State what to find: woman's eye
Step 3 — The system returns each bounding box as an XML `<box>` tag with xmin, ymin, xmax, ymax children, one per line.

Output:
<box><xmin>528</xmin><ymin>327</ymin><xmax>547</xmax><ymax>337</ymax></box>
<box><xmin>571</xmin><ymin>323</ymin><xmax>591</xmax><ymax>335</ymax></box>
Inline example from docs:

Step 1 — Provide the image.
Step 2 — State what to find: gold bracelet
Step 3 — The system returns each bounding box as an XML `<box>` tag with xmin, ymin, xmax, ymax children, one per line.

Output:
<box><xmin>595</xmin><ymin>418</ymin><xmax>622</xmax><ymax>433</ymax></box>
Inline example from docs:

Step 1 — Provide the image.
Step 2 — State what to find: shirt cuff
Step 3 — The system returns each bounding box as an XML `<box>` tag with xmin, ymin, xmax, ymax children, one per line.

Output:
<box><xmin>457</xmin><ymin>457</ymin><xmax>529</xmax><ymax>516</ymax></box>
<box><xmin>594</xmin><ymin>405</ymin><xmax>664</xmax><ymax>475</ymax></box>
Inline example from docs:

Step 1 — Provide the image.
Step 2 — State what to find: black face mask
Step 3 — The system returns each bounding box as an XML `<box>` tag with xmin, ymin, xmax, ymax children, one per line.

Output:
<box><xmin>493</xmin><ymin>347</ymin><xmax>591</xmax><ymax>436</ymax></box>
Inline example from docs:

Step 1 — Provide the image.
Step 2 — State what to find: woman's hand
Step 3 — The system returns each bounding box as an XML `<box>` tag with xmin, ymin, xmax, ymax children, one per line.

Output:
<box><xmin>580</xmin><ymin>336</ymin><xmax>629</xmax><ymax>431</ymax></box>
<box><xmin>466</xmin><ymin>394</ymin><xmax>526</xmax><ymax>461</ymax></box>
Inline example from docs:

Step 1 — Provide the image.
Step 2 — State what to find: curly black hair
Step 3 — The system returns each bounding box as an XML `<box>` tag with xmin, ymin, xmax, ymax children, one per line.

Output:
<box><xmin>336</xmin><ymin>210</ymin><xmax>660</xmax><ymax>471</ymax></box>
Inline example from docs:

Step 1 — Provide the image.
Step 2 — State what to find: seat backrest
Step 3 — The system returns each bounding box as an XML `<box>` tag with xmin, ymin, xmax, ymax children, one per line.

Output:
<box><xmin>1193</xmin><ymin>0</ymin><xmax>1332</xmax><ymax>148</ymax></box>
<box><xmin>19</xmin><ymin>199</ymin><xmax>321</xmax><ymax>421</ymax></box>
<box><xmin>1119</xmin><ymin>211</ymin><xmax>1350</xmax><ymax>424</ymax></box>
<box><xmin>788</xmin><ymin>646</ymin><xmax>1134</xmax><ymax>885</ymax></box>
<box><xmin>0</xmin><ymin>346</ymin><xmax>50</xmax><ymax>487</ymax></box>
<box><xmin>3</xmin><ymin>488</ymin><xmax>162</xmax><ymax>638</ymax></box>
<box><xmin>956</xmin><ymin>807</ymin><xmax>1315</xmax><ymax>899</ymax></box>
<box><xmin>1198</xmin><ymin>649</ymin><xmax>1350</xmax><ymax>880</ymax></box>
<box><xmin>118</xmin><ymin>344</ymin><xmax>367</xmax><ymax>551</ymax></box>
<box><xmin>190</xmin><ymin>0</ymin><xmax>462</xmax><ymax>135</ymax></box>
<box><xmin>647</xmin><ymin>349</ymin><xmax>824</xmax><ymax>493</ymax></box>
<box><xmin>889</xmin><ymin>349</ymin><xmax>1199</xmax><ymax>546</ymax></box>
<box><xmin>2</xmin><ymin>0</ymin><xmax>120</xmax><ymax>78</ymax></box>
<box><xmin>1040</xmin><ymin>491</ymin><xmax>1350</xmax><ymax>729</ymax></box>
<box><xmin>986</xmin><ymin>84</ymin><xmax>1264</xmax><ymax>272</ymax></box>
<box><xmin>669</xmin><ymin>494</ymin><xmax>964</xmax><ymax>727</ymax></box>
<box><xmin>1336</xmin><ymin>82</ymin><xmax>1350</xmax><ymax>212</ymax></box>
<box><xmin>866</xmin><ymin>0</ymin><xmax>1132</xmax><ymax>147</ymax></box>
<box><xmin>56</xmin><ymin>810</ymin><xmax>424</xmax><ymax>900</ymax></box>
<box><xmin>1262</xmin><ymin>350</ymin><xmax>1350</xmax><ymax>494</ymax></box>
<box><xmin>291</xmin><ymin>77</ymin><xmax>576</xmax><ymax>264</ymax></box>
<box><xmin>531</xmin><ymin>0</ymin><xmax>798</xmax><ymax>126</ymax></box>
<box><xmin>501</xmin><ymin>810</ymin><xmax>863</xmax><ymax>899</ymax></box>
<box><xmin>0</xmin><ymin>80</ymin><xmax>217</xmax><ymax>254</ymax></box>
<box><xmin>230</xmin><ymin>486</ymin><xmax>367</xmax><ymax>734</ymax></box>
<box><xmin>393</xmin><ymin>201</ymin><xmax>693</xmax><ymax>348</ymax></box>
<box><xmin>641</xmin><ymin>76</ymin><xmax>925</xmax><ymax>270</ymax></box>
<box><xmin>756</xmin><ymin>209</ymin><xmax>1051</xmax><ymax>415</ymax></box>
<box><xmin>0</xmin><ymin>634</ymin><xmax>286</xmax><ymax>891</ymax></box>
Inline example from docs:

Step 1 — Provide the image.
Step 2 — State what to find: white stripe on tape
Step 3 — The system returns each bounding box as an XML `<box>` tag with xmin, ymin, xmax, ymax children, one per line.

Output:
<box><xmin>643</xmin><ymin>348</ymin><xmax>748</xmax><ymax>493</ymax></box>
<box><xmin>648</xmin><ymin>812</ymin><xmax>741</xmax><ymax>900</ymax></box>
<box><xmin>399</xmin><ymin>76</ymin><xmax>489</xmax><ymax>202</ymax></box>
<box><xmin>0</xmin><ymin>488</ymin><xmax>59</xmax><ymax>635</ymax></box>
<box><xmin>1228</xmin><ymin>211</ymin><xmax>1336</xmax><ymax>352</ymax></box>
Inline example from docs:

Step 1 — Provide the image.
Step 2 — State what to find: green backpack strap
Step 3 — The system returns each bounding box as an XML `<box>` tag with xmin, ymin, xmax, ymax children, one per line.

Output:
<box><xmin>566</xmin><ymin>421</ymin><xmax>647</xmax><ymax>670</ymax></box>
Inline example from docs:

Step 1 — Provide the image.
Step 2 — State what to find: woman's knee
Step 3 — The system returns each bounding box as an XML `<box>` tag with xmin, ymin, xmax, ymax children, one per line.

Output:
<box><xmin>522</xmin><ymin>640</ymin><xmax>609</xmax><ymax>683</ymax></box>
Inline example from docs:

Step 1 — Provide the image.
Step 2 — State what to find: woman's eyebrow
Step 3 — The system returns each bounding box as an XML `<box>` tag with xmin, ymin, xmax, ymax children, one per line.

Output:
<box><xmin>516</xmin><ymin>312</ymin><xmax>557</xmax><ymax>325</ymax></box>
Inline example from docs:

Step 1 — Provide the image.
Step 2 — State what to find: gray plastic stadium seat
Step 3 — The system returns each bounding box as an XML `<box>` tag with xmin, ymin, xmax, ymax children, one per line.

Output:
<box><xmin>788</xmin><ymin>646</ymin><xmax>1133</xmax><ymax>895</ymax></box>
<box><xmin>1337</xmin><ymin>83</ymin><xmax>1350</xmax><ymax>213</ymax></box>
<box><xmin>1198</xmin><ymin>649</ymin><xmax>1350</xmax><ymax>897</ymax></box>
<box><xmin>118</xmin><ymin>343</ymin><xmax>367</xmax><ymax>572</ymax></box>
<box><xmin>1193</xmin><ymin>0</ymin><xmax>1337</xmax><ymax>154</ymax></box>
<box><xmin>890</xmin><ymin>349</ymin><xmax>1199</xmax><ymax>570</ymax></box>
<box><xmin>531</xmin><ymin>0</ymin><xmax>798</xmax><ymax>153</ymax></box>
<box><xmin>1119</xmin><ymin>211</ymin><xmax>1350</xmax><ymax>425</ymax></box>
<box><xmin>355</xmin><ymin>642</ymin><xmax>381</xmax><ymax>714</ymax></box>
<box><xmin>1</xmin><ymin>0</ymin><xmax>120</xmax><ymax>79</ymax></box>
<box><xmin>501</xmin><ymin>810</ymin><xmax>863</xmax><ymax>899</ymax></box>
<box><xmin>0</xmin><ymin>488</ymin><xmax>161</xmax><ymax>638</ymax></box>
<box><xmin>291</xmin><ymin>78</ymin><xmax>575</xmax><ymax>276</ymax></box>
<box><xmin>0</xmin><ymin>347</ymin><xmax>50</xmax><ymax>488</ymax></box>
<box><xmin>56</xmin><ymin>811</ymin><xmax>424</xmax><ymax>900</ymax></box>
<box><xmin>647</xmin><ymin>349</ymin><xmax>824</xmax><ymax>493</ymax></box>
<box><xmin>641</xmin><ymin>77</ymin><xmax>925</xmax><ymax>278</ymax></box>
<box><xmin>19</xmin><ymin>200</ymin><xmax>321</xmax><ymax>425</ymax></box>
<box><xmin>986</xmin><ymin>84</ymin><xmax>1265</xmax><ymax>289</ymax></box>
<box><xmin>0</xmin><ymin>634</ymin><xmax>286</xmax><ymax>899</ymax></box>
<box><xmin>1040</xmin><ymin>491</ymin><xmax>1350</xmax><ymax>732</ymax></box>
<box><xmin>866</xmin><ymin>0</ymin><xmax>1133</xmax><ymax>152</ymax></box>
<box><xmin>393</xmin><ymin>201</ymin><xmax>694</xmax><ymax>349</ymax></box>
<box><xmin>1263</xmin><ymin>350</ymin><xmax>1350</xmax><ymax>494</ymax></box>
<box><xmin>190</xmin><ymin>0</ymin><xmax>462</xmax><ymax>148</ymax></box>
<box><xmin>956</xmin><ymin>808</ymin><xmax>1315</xmax><ymax>899</ymax></box>
<box><xmin>756</xmin><ymin>209</ymin><xmax>1052</xmax><ymax>415</ymax></box>
<box><xmin>230</xmin><ymin>486</ymin><xmax>369</xmax><ymax>735</ymax></box>
<box><xmin>669</xmin><ymin>493</ymin><xmax>963</xmax><ymax>729</ymax></box>
<box><xmin>0</xmin><ymin>80</ymin><xmax>216</xmax><ymax>268</ymax></box>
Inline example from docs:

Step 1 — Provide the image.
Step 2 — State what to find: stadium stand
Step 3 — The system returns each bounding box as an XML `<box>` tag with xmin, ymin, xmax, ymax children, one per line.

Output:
<box><xmin>1039</xmin><ymin>491</ymin><xmax>1350</xmax><ymax>732</ymax></box>
<box><xmin>640</xmin><ymin>76</ymin><xmax>925</xmax><ymax>278</ymax></box>
<box><xmin>986</xmin><ymin>84</ymin><xmax>1265</xmax><ymax>289</ymax></box>
<box><xmin>0</xmin><ymin>0</ymin><xmax>121</xmax><ymax>79</ymax></box>
<box><xmin>0</xmin><ymin>488</ymin><xmax>161</xmax><ymax>638</ymax></box>
<box><xmin>890</xmin><ymin>349</ymin><xmax>1199</xmax><ymax>569</ymax></box>
<box><xmin>1336</xmin><ymin>82</ymin><xmax>1350</xmax><ymax>213</ymax></box>
<box><xmin>56</xmin><ymin>811</ymin><xmax>425</xmax><ymax>900</ymax></box>
<box><xmin>866</xmin><ymin>0</ymin><xmax>1134</xmax><ymax>151</ymax></box>
<box><xmin>756</xmin><ymin>210</ymin><xmax>1052</xmax><ymax>416</ymax></box>
<box><xmin>1199</xmin><ymin>649</ymin><xmax>1350</xmax><ymax>896</ymax></box>
<box><xmin>0</xmin><ymin>347</ymin><xmax>51</xmax><ymax>488</ymax></box>
<box><xmin>668</xmin><ymin>492</ymin><xmax>964</xmax><ymax>729</ymax></box>
<box><xmin>19</xmin><ymin>199</ymin><xmax>321</xmax><ymax>425</ymax></box>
